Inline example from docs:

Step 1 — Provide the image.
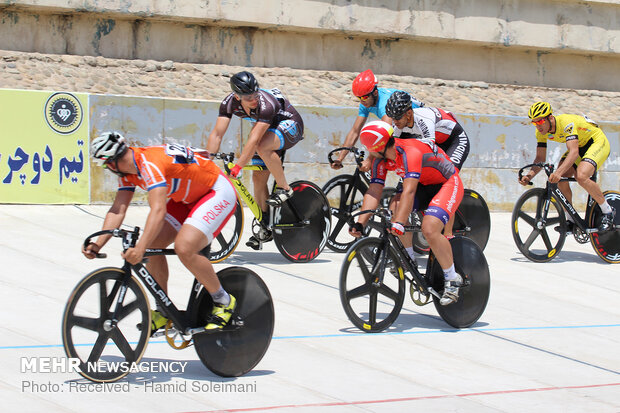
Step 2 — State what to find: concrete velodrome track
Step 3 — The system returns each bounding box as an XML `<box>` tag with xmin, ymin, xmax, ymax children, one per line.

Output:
<box><xmin>0</xmin><ymin>204</ymin><xmax>619</xmax><ymax>413</ymax></box>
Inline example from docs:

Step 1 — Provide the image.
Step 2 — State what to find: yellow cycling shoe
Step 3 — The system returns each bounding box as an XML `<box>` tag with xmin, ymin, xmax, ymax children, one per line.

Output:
<box><xmin>151</xmin><ymin>310</ymin><xmax>168</xmax><ymax>335</ymax></box>
<box><xmin>205</xmin><ymin>295</ymin><xmax>237</xmax><ymax>330</ymax></box>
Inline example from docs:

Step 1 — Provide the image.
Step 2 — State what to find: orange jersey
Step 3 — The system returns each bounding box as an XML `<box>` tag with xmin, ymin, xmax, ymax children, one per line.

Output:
<box><xmin>119</xmin><ymin>145</ymin><xmax>221</xmax><ymax>204</ymax></box>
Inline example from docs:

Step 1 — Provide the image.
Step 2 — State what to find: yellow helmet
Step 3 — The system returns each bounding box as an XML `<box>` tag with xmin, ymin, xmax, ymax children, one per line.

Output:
<box><xmin>528</xmin><ymin>101</ymin><xmax>552</xmax><ymax>119</ymax></box>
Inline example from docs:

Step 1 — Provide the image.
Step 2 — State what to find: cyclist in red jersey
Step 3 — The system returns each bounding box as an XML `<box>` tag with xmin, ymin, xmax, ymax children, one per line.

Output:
<box><xmin>83</xmin><ymin>133</ymin><xmax>238</xmax><ymax>332</ymax></box>
<box><xmin>349</xmin><ymin>121</ymin><xmax>465</xmax><ymax>305</ymax></box>
<box><xmin>385</xmin><ymin>91</ymin><xmax>471</xmax><ymax>239</ymax></box>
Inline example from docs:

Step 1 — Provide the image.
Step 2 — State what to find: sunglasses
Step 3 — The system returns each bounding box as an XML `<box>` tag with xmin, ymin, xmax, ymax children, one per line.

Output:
<box><xmin>531</xmin><ymin>117</ymin><xmax>546</xmax><ymax>125</ymax></box>
<box><xmin>238</xmin><ymin>92</ymin><xmax>259</xmax><ymax>102</ymax></box>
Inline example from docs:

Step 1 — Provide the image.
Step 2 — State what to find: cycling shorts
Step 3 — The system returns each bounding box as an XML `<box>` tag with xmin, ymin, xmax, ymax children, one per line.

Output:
<box><xmin>438</xmin><ymin>123</ymin><xmax>469</xmax><ymax>171</ymax></box>
<box><xmin>409</xmin><ymin>175</ymin><xmax>464</xmax><ymax>225</ymax></box>
<box><xmin>251</xmin><ymin>117</ymin><xmax>304</xmax><ymax>166</ymax></box>
<box><xmin>164</xmin><ymin>173</ymin><xmax>237</xmax><ymax>244</ymax></box>
<box><xmin>560</xmin><ymin>137</ymin><xmax>610</xmax><ymax>170</ymax></box>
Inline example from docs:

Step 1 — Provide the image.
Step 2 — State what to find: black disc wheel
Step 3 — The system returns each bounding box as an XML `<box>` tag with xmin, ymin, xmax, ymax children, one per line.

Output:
<box><xmin>322</xmin><ymin>174</ymin><xmax>368</xmax><ymax>252</ymax></box>
<box><xmin>429</xmin><ymin>237</ymin><xmax>490</xmax><ymax>328</ymax></box>
<box><xmin>339</xmin><ymin>237</ymin><xmax>406</xmax><ymax>333</ymax></box>
<box><xmin>206</xmin><ymin>197</ymin><xmax>244</xmax><ymax>263</ymax></box>
<box><xmin>511</xmin><ymin>188</ymin><xmax>566</xmax><ymax>262</ymax></box>
<box><xmin>588</xmin><ymin>190</ymin><xmax>620</xmax><ymax>264</ymax></box>
<box><xmin>454</xmin><ymin>189</ymin><xmax>491</xmax><ymax>251</ymax></box>
<box><xmin>192</xmin><ymin>267</ymin><xmax>274</xmax><ymax>377</ymax></box>
<box><xmin>62</xmin><ymin>268</ymin><xmax>150</xmax><ymax>382</ymax></box>
<box><xmin>273</xmin><ymin>180</ymin><xmax>331</xmax><ymax>262</ymax></box>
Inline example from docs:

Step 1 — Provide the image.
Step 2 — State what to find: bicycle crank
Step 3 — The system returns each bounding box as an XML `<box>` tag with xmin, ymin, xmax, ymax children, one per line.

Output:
<box><xmin>165</xmin><ymin>320</ymin><xmax>192</xmax><ymax>350</ymax></box>
<box><xmin>410</xmin><ymin>283</ymin><xmax>431</xmax><ymax>306</ymax></box>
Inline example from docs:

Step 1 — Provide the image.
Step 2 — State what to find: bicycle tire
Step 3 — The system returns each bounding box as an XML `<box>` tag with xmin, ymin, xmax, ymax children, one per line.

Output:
<box><xmin>192</xmin><ymin>267</ymin><xmax>274</xmax><ymax>377</ymax></box>
<box><xmin>454</xmin><ymin>189</ymin><xmax>491</xmax><ymax>251</ymax></box>
<box><xmin>428</xmin><ymin>237</ymin><xmax>490</xmax><ymax>328</ymax></box>
<box><xmin>588</xmin><ymin>190</ymin><xmax>620</xmax><ymax>264</ymax></box>
<box><xmin>511</xmin><ymin>187</ymin><xmax>566</xmax><ymax>262</ymax></box>
<box><xmin>62</xmin><ymin>268</ymin><xmax>150</xmax><ymax>382</ymax></box>
<box><xmin>322</xmin><ymin>174</ymin><xmax>369</xmax><ymax>252</ymax></box>
<box><xmin>206</xmin><ymin>197</ymin><xmax>244</xmax><ymax>263</ymax></box>
<box><xmin>340</xmin><ymin>237</ymin><xmax>406</xmax><ymax>333</ymax></box>
<box><xmin>273</xmin><ymin>180</ymin><xmax>331</xmax><ymax>262</ymax></box>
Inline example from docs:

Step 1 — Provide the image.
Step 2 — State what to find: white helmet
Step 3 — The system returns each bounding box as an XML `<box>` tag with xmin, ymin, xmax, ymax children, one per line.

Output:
<box><xmin>91</xmin><ymin>132</ymin><xmax>128</xmax><ymax>166</ymax></box>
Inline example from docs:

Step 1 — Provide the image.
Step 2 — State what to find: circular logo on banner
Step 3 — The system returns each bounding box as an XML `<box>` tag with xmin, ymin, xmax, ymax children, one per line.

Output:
<box><xmin>45</xmin><ymin>92</ymin><xmax>83</xmax><ymax>135</ymax></box>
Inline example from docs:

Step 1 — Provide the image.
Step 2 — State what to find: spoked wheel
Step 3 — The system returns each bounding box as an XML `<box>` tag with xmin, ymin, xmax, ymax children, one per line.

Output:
<box><xmin>322</xmin><ymin>174</ymin><xmax>368</xmax><ymax>252</ymax></box>
<box><xmin>588</xmin><ymin>190</ymin><xmax>620</xmax><ymax>263</ymax></box>
<box><xmin>511</xmin><ymin>188</ymin><xmax>566</xmax><ymax>262</ymax></box>
<box><xmin>62</xmin><ymin>268</ymin><xmax>150</xmax><ymax>382</ymax></box>
<box><xmin>192</xmin><ymin>267</ymin><xmax>274</xmax><ymax>377</ymax></box>
<box><xmin>454</xmin><ymin>189</ymin><xmax>491</xmax><ymax>251</ymax></box>
<box><xmin>339</xmin><ymin>237</ymin><xmax>406</xmax><ymax>333</ymax></box>
<box><xmin>429</xmin><ymin>237</ymin><xmax>490</xmax><ymax>328</ymax></box>
<box><xmin>205</xmin><ymin>197</ymin><xmax>243</xmax><ymax>263</ymax></box>
<box><xmin>273</xmin><ymin>180</ymin><xmax>331</xmax><ymax>262</ymax></box>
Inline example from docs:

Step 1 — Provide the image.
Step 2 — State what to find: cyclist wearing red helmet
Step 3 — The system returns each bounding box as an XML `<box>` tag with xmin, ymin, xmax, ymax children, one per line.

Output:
<box><xmin>330</xmin><ymin>69</ymin><xmax>424</xmax><ymax>171</ymax></box>
<box><xmin>350</xmin><ymin>120</ymin><xmax>465</xmax><ymax>306</ymax></box>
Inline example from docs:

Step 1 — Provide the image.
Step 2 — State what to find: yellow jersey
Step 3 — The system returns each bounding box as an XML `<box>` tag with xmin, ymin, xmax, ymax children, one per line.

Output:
<box><xmin>536</xmin><ymin>114</ymin><xmax>605</xmax><ymax>147</ymax></box>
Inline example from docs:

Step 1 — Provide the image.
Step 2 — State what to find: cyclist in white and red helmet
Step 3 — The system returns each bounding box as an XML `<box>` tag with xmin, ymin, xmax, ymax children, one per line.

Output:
<box><xmin>351</xmin><ymin>120</ymin><xmax>465</xmax><ymax>306</ymax></box>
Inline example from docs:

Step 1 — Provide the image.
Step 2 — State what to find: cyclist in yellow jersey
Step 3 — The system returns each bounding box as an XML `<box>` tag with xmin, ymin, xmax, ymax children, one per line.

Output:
<box><xmin>519</xmin><ymin>101</ymin><xmax>615</xmax><ymax>232</ymax></box>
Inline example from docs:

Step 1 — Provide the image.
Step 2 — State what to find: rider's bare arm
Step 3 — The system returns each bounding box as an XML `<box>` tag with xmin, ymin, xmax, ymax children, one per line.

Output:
<box><xmin>235</xmin><ymin>121</ymin><xmax>271</xmax><ymax>168</ymax></box>
<box><xmin>122</xmin><ymin>186</ymin><xmax>167</xmax><ymax>265</ymax></box>
<box><xmin>334</xmin><ymin>116</ymin><xmax>367</xmax><ymax>168</ymax></box>
<box><xmin>553</xmin><ymin>139</ymin><xmax>579</xmax><ymax>180</ymax></box>
<box><xmin>206</xmin><ymin>116</ymin><xmax>232</xmax><ymax>154</ymax></box>
<box><xmin>393</xmin><ymin>177</ymin><xmax>418</xmax><ymax>225</ymax></box>
<box><xmin>83</xmin><ymin>190</ymin><xmax>134</xmax><ymax>258</ymax></box>
<box><xmin>520</xmin><ymin>146</ymin><xmax>546</xmax><ymax>185</ymax></box>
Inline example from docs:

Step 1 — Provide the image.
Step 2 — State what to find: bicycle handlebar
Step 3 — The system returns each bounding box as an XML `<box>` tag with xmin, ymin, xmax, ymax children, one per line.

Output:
<box><xmin>211</xmin><ymin>152</ymin><xmax>235</xmax><ymax>174</ymax></box>
<box><xmin>327</xmin><ymin>147</ymin><xmax>365</xmax><ymax>167</ymax></box>
<box><xmin>518</xmin><ymin>162</ymin><xmax>576</xmax><ymax>185</ymax></box>
<box><xmin>83</xmin><ymin>227</ymin><xmax>141</xmax><ymax>259</ymax></box>
<box><xmin>349</xmin><ymin>208</ymin><xmax>419</xmax><ymax>232</ymax></box>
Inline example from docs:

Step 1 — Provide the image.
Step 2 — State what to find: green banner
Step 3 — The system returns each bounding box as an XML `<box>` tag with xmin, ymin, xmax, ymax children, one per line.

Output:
<box><xmin>0</xmin><ymin>89</ymin><xmax>89</xmax><ymax>204</ymax></box>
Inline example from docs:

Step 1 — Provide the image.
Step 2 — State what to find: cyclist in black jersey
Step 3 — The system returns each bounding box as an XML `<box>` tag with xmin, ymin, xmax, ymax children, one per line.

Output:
<box><xmin>207</xmin><ymin>71</ymin><xmax>305</xmax><ymax>249</ymax></box>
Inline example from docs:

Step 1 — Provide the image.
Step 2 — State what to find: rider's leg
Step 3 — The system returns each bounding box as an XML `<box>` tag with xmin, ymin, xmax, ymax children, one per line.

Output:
<box><xmin>179</xmin><ymin>175</ymin><xmax>238</xmax><ymax>328</ymax></box>
<box><xmin>443</xmin><ymin>213</ymin><xmax>455</xmax><ymax>238</ymax></box>
<box><xmin>256</xmin><ymin>131</ymin><xmax>290</xmax><ymax>191</ymax></box>
<box><xmin>575</xmin><ymin>161</ymin><xmax>605</xmax><ymax>205</ymax></box>
<box><xmin>422</xmin><ymin>215</ymin><xmax>454</xmax><ymax>273</ymax></box>
<box><xmin>252</xmin><ymin>169</ymin><xmax>271</xmax><ymax>214</ymax></box>
<box><xmin>175</xmin><ymin>225</ymin><xmax>223</xmax><ymax>295</ymax></box>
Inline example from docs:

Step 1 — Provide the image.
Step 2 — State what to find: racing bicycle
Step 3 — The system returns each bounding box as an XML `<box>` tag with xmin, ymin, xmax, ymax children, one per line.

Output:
<box><xmin>340</xmin><ymin>208</ymin><xmax>490</xmax><ymax>332</ymax></box>
<box><xmin>324</xmin><ymin>147</ymin><xmax>491</xmax><ymax>254</ymax></box>
<box><xmin>323</xmin><ymin>146</ymin><xmax>397</xmax><ymax>252</ymax></box>
<box><xmin>512</xmin><ymin>162</ymin><xmax>620</xmax><ymax>263</ymax></box>
<box><xmin>207</xmin><ymin>152</ymin><xmax>331</xmax><ymax>263</ymax></box>
<box><xmin>62</xmin><ymin>227</ymin><xmax>274</xmax><ymax>382</ymax></box>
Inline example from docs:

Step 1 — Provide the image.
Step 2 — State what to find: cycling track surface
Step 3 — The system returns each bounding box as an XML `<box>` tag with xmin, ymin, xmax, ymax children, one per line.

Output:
<box><xmin>0</xmin><ymin>205</ymin><xmax>618</xmax><ymax>413</ymax></box>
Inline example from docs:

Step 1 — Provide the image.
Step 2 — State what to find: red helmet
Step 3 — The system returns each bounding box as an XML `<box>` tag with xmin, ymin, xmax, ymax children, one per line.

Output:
<box><xmin>360</xmin><ymin>120</ymin><xmax>394</xmax><ymax>153</ymax></box>
<box><xmin>352</xmin><ymin>69</ymin><xmax>378</xmax><ymax>97</ymax></box>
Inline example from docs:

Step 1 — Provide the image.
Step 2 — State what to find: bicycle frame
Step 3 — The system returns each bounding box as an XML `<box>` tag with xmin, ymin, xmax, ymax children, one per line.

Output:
<box><xmin>521</xmin><ymin>163</ymin><xmax>597</xmax><ymax>234</ymax></box>
<box><xmin>86</xmin><ymin>228</ymin><xmax>209</xmax><ymax>337</ymax></box>
<box><xmin>213</xmin><ymin>152</ymin><xmax>308</xmax><ymax>231</ymax></box>
<box><xmin>362</xmin><ymin>210</ymin><xmax>442</xmax><ymax>300</ymax></box>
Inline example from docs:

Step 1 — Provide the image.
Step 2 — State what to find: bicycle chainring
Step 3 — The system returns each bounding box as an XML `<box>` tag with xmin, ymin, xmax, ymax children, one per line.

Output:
<box><xmin>410</xmin><ymin>282</ymin><xmax>431</xmax><ymax>306</ymax></box>
<box><xmin>573</xmin><ymin>227</ymin><xmax>590</xmax><ymax>244</ymax></box>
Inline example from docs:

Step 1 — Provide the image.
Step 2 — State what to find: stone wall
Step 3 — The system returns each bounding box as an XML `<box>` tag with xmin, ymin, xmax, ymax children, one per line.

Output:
<box><xmin>1</xmin><ymin>0</ymin><xmax>619</xmax><ymax>91</ymax></box>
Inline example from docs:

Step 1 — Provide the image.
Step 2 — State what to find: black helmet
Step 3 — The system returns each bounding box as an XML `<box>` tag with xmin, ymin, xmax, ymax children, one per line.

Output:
<box><xmin>230</xmin><ymin>71</ymin><xmax>259</xmax><ymax>95</ymax></box>
<box><xmin>386</xmin><ymin>91</ymin><xmax>413</xmax><ymax>120</ymax></box>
